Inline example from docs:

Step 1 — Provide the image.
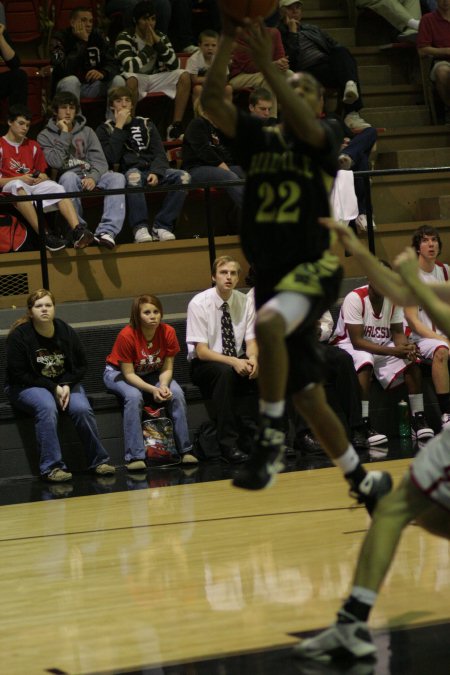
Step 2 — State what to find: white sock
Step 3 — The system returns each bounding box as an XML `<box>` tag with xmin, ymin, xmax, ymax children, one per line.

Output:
<box><xmin>407</xmin><ymin>18</ymin><xmax>419</xmax><ymax>30</ymax></box>
<box><xmin>361</xmin><ymin>400</ymin><xmax>369</xmax><ymax>419</ymax></box>
<box><xmin>259</xmin><ymin>400</ymin><xmax>285</xmax><ymax>418</ymax></box>
<box><xmin>351</xmin><ymin>585</ymin><xmax>377</xmax><ymax>606</ymax></box>
<box><xmin>408</xmin><ymin>393</ymin><xmax>424</xmax><ymax>416</ymax></box>
<box><xmin>334</xmin><ymin>444</ymin><xmax>360</xmax><ymax>474</ymax></box>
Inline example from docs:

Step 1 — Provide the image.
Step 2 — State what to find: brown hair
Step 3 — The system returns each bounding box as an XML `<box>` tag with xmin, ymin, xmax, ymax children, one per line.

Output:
<box><xmin>129</xmin><ymin>294</ymin><xmax>164</xmax><ymax>329</ymax></box>
<box><xmin>9</xmin><ymin>289</ymin><xmax>56</xmax><ymax>333</ymax></box>
<box><xmin>212</xmin><ymin>255</ymin><xmax>240</xmax><ymax>277</ymax></box>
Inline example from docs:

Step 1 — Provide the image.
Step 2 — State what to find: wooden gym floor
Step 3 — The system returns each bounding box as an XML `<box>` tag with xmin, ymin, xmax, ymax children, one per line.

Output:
<box><xmin>0</xmin><ymin>446</ymin><xmax>448</xmax><ymax>675</ymax></box>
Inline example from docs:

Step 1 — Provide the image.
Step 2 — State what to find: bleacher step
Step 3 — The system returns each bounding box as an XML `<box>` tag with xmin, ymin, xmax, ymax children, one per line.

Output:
<box><xmin>363</xmin><ymin>84</ymin><xmax>422</xmax><ymax>107</ymax></box>
<box><xmin>376</xmin><ymin>125</ymin><xmax>450</xmax><ymax>151</ymax></box>
<box><xmin>359</xmin><ymin>65</ymin><xmax>391</xmax><ymax>85</ymax></box>
<box><xmin>417</xmin><ymin>196</ymin><xmax>450</xmax><ymax>221</ymax></box>
<box><xmin>361</xmin><ymin>105</ymin><xmax>430</xmax><ymax>127</ymax></box>
<box><xmin>376</xmin><ymin>147</ymin><xmax>450</xmax><ymax>170</ymax></box>
<box><xmin>302</xmin><ymin>9</ymin><xmax>348</xmax><ymax>28</ymax></box>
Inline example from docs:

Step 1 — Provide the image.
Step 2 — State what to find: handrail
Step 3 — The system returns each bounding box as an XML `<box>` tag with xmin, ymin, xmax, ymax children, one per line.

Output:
<box><xmin>3</xmin><ymin>164</ymin><xmax>450</xmax><ymax>291</ymax></box>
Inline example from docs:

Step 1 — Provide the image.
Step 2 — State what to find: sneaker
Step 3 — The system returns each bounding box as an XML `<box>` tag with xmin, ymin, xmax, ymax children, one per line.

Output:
<box><xmin>441</xmin><ymin>412</ymin><xmax>450</xmax><ymax>429</ymax></box>
<box><xmin>45</xmin><ymin>233</ymin><xmax>68</xmax><ymax>252</ymax></box>
<box><xmin>343</xmin><ymin>80</ymin><xmax>359</xmax><ymax>105</ymax></box>
<box><xmin>232</xmin><ymin>426</ymin><xmax>286</xmax><ymax>490</ymax></box>
<box><xmin>152</xmin><ymin>227</ymin><xmax>176</xmax><ymax>241</ymax></box>
<box><xmin>95</xmin><ymin>232</ymin><xmax>115</xmax><ymax>249</ymax></box>
<box><xmin>350</xmin><ymin>470</ymin><xmax>392</xmax><ymax>515</ymax></box>
<box><xmin>362</xmin><ymin>418</ymin><xmax>387</xmax><ymax>446</ymax></box>
<box><xmin>344</xmin><ymin>111</ymin><xmax>372</xmax><ymax>130</ymax></box>
<box><xmin>134</xmin><ymin>226</ymin><xmax>153</xmax><ymax>243</ymax></box>
<box><xmin>46</xmin><ymin>467</ymin><xmax>73</xmax><ymax>482</ymax></box>
<box><xmin>72</xmin><ymin>224</ymin><xmax>94</xmax><ymax>249</ymax></box>
<box><xmin>397</xmin><ymin>29</ymin><xmax>417</xmax><ymax>43</ymax></box>
<box><xmin>126</xmin><ymin>460</ymin><xmax>147</xmax><ymax>471</ymax></box>
<box><xmin>94</xmin><ymin>463</ymin><xmax>116</xmax><ymax>475</ymax></box>
<box><xmin>293</xmin><ymin>612</ymin><xmax>376</xmax><ymax>662</ymax></box>
<box><xmin>411</xmin><ymin>412</ymin><xmax>434</xmax><ymax>440</ymax></box>
<box><xmin>166</xmin><ymin>121</ymin><xmax>184</xmax><ymax>141</ymax></box>
<box><xmin>351</xmin><ymin>427</ymin><xmax>370</xmax><ymax>451</ymax></box>
<box><xmin>338</xmin><ymin>153</ymin><xmax>354</xmax><ymax>170</ymax></box>
<box><xmin>181</xmin><ymin>452</ymin><xmax>199</xmax><ymax>464</ymax></box>
<box><xmin>355</xmin><ymin>214</ymin><xmax>376</xmax><ymax>233</ymax></box>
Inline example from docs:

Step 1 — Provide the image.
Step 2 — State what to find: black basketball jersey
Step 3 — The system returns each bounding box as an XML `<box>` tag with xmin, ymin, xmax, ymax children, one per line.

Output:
<box><xmin>233</xmin><ymin>110</ymin><xmax>342</xmax><ymax>275</ymax></box>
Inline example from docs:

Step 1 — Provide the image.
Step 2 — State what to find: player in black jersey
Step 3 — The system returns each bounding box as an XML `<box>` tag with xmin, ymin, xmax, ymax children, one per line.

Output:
<box><xmin>201</xmin><ymin>17</ymin><xmax>392</xmax><ymax>512</ymax></box>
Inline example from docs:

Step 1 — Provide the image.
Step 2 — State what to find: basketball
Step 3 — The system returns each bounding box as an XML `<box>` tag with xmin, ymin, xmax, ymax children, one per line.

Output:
<box><xmin>218</xmin><ymin>0</ymin><xmax>278</xmax><ymax>22</ymax></box>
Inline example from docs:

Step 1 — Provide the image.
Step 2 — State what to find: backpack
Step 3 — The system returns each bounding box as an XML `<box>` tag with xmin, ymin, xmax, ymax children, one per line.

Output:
<box><xmin>0</xmin><ymin>213</ymin><xmax>28</xmax><ymax>253</ymax></box>
<box><xmin>142</xmin><ymin>406</ymin><xmax>180</xmax><ymax>466</ymax></box>
<box><xmin>193</xmin><ymin>420</ymin><xmax>221</xmax><ymax>460</ymax></box>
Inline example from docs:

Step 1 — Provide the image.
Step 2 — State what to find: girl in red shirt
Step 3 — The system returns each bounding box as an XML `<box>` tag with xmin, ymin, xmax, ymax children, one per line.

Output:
<box><xmin>104</xmin><ymin>294</ymin><xmax>197</xmax><ymax>470</ymax></box>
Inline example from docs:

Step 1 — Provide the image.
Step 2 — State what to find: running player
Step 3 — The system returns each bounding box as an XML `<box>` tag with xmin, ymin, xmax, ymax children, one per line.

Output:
<box><xmin>201</xmin><ymin>16</ymin><xmax>392</xmax><ymax>512</ymax></box>
<box><xmin>294</xmin><ymin>220</ymin><xmax>450</xmax><ymax>662</ymax></box>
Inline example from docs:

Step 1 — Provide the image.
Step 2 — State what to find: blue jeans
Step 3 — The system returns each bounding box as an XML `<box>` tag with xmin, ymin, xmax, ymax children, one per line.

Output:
<box><xmin>6</xmin><ymin>383</ymin><xmax>110</xmax><ymax>475</ymax></box>
<box><xmin>126</xmin><ymin>168</ymin><xmax>190</xmax><ymax>232</ymax></box>
<box><xmin>189</xmin><ymin>165</ymin><xmax>244</xmax><ymax>209</ymax></box>
<box><xmin>56</xmin><ymin>74</ymin><xmax>126</xmax><ymax>99</ymax></box>
<box><xmin>103</xmin><ymin>365</ymin><xmax>192</xmax><ymax>460</ymax></box>
<box><xmin>59</xmin><ymin>170</ymin><xmax>126</xmax><ymax>238</ymax></box>
<box><xmin>345</xmin><ymin>127</ymin><xmax>377</xmax><ymax>214</ymax></box>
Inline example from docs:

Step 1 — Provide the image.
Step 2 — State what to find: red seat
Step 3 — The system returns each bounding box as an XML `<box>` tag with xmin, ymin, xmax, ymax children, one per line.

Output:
<box><xmin>4</xmin><ymin>0</ymin><xmax>40</xmax><ymax>42</ymax></box>
<box><xmin>54</xmin><ymin>0</ymin><xmax>98</xmax><ymax>31</ymax></box>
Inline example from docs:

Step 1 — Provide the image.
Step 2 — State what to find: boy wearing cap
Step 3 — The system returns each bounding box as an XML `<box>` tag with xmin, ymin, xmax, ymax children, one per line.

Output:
<box><xmin>278</xmin><ymin>0</ymin><xmax>370</xmax><ymax>130</ymax></box>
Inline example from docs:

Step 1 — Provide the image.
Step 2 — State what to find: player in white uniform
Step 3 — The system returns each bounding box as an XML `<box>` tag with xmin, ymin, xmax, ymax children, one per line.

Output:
<box><xmin>331</xmin><ymin>275</ymin><xmax>434</xmax><ymax>445</ymax></box>
<box><xmin>294</xmin><ymin>221</ymin><xmax>450</xmax><ymax>663</ymax></box>
<box><xmin>404</xmin><ymin>225</ymin><xmax>450</xmax><ymax>429</ymax></box>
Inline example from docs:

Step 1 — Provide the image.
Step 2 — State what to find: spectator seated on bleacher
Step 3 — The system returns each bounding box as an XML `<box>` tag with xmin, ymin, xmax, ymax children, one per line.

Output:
<box><xmin>417</xmin><ymin>1</ymin><xmax>450</xmax><ymax>119</ymax></box>
<box><xmin>330</xmin><ymin>270</ymin><xmax>434</xmax><ymax>445</ymax></box>
<box><xmin>104</xmin><ymin>293</ymin><xmax>198</xmax><ymax>471</ymax></box>
<box><xmin>248</xmin><ymin>87</ymin><xmax>278</xmax><ymax>125</ymax></box>
<box><xmin>96</xmin><ymin>86</ymin><xmax>191</xmax><ymax>243</ymax></box>
<box><xmin>0</xmin><ymin>22</ymin><xmax>28</xmax><ymax>108</ymax></box>
<box><xmin>115</xmin><ymin>0</ymin><xmax>191</xmax><ymax>140</ymax></box>
<box><xmin>181</xmin><ymin>99</ymin><xmax>244</xmax><ymax>215</ymax></box>
<box><xmin>37</xmin><ymin>92</ymin><xmax>126</xmax><ymax>250</ymax></box>
<box><xmin>186</xmin><ymin>255</ymin><xmax>259</xmax><ymax>464</ymax></box>
<box><xmin>228</xmin><ymin>20</ymin><xmax>292</xmax><ymax>119</ymax></box>
<box><xmin>331</xmin><ymin>112</ymin><xmax>378</xmax><ymax>232</ymax></box>
<box><xmin>185</xmin><ymin>29</ymin><xmax>232</xmax><ymax>106</ymax></box>
<box><xmin>0</xmin><ymin>104</ymin><xmax>92</xmax><ymax>253</ymax></box>
<box><xmin>50</xmin><ymin>5</ymin><xmax>124</xmax><ymax>99</ymax></box>
<box><xmin>404</xmin><ymin>224</ymin><xmax>450</xmax><ymax>429</ymax></box>
<box><xmin>355</xmin><ymin>0</ymin><xmax>422</xmax><ymax>41</ymax></box>
<box><xmin>293</xmin><ymin>310</ymin><xmax>370</xmax><ymax>454</ymax></box>
<box><xmin>5</xmin><ymin>288</ymin><xmax>116</xmax><ymax>483</ymax></box>
<box><xmin>278</xmin><ymin>0</ymin><xmax>371</xmax><ymax>131</ymax></box>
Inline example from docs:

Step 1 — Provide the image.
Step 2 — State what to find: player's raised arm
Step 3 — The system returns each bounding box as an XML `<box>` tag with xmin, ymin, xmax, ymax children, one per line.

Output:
<box><xmin>243</xmin><ymin>19</ymin><xmax>325</xmax><ymax>147</ymax></box>
<box><xmin>320</xmin><ymin>217</ymin><xmax>418</xmax><ymax>306</ymax></box>
<box><xmin>201</xmin><ymin>15</ymin><xmax>238</xmax><ymax>138</ymax></box>
<box><xmin>395</xmin><ymin>248</ymin><xmax>450</xmax><ymax>338</ymax></box>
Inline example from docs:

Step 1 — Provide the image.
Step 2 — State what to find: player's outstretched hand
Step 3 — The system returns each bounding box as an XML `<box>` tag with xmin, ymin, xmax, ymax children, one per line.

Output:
<box><xmin>393</xmin><ymin>247</ymin><xmax>420</xmax><ymax>283</ymax></box>
<box><xmin>319</xmin><ymin>217</ymin><xmax>366</xmax><ymax>256</ymax></box>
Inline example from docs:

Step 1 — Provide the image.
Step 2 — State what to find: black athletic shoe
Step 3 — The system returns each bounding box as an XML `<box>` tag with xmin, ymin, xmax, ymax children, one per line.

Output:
<box><xmin>351</xmin><ymin>426</ymin><xmax>370</xmax><ymax>451</ymax></box>
<box><xmin>362</xmin><ymin>417</ymin><xmax>387</xmax><ymax>446</ymax></box>
<box><xmin>72</xmin><ymin>224</ymin><xmax>94</xmax><ymax>249</ymax></box>
<box><xmin>232</xmin><ymin>426</ymin><xmax>286</xmax><ymax>490</ymax></box>
<box><xmin>45</xmin><ymin>233</ymin><xmax>67</xmax><ymax>252</ymax></box>
<box><xmin>349</xmin><ymin>470</ymin><xmax>393</xmax><ymax>515</ymax></box>
<box><xmin>411</xmin><ymin>412</ymin><xmax>434</xmax><ymax>441</ymax></box>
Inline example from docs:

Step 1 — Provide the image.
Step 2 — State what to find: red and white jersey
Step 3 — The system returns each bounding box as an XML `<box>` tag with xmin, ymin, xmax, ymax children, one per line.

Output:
<box><xmin>331</xmin><ymin>285</ymin><xmax>404</xmax><ymax>347</ymax></box>
<box><xmin>0</xmin><ymin>136</ymin><xmax>47</xmax><ymax>179</ymax></box>
<box><xmin>414</xmin><ymin>262</ymin><xmax>450</xmax><ymax>336</ymax></box>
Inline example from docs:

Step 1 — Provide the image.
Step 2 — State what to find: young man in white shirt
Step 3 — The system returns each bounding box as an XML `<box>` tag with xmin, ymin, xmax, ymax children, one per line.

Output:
<box><xmin>186</xmin><ymin>255</ymin><xmax>259</xmax><ymax>463</ymax></box>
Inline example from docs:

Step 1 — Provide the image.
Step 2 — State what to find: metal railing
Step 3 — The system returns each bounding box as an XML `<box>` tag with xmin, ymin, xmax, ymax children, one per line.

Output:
<box><xmin>2</xmin><ymin>164</ymin><xmax>450</xmax><ymax>291</ymax></box>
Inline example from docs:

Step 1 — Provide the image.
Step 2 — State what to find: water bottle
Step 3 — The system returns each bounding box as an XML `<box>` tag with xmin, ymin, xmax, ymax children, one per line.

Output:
<box><xmin>398</xmin><ymin>400</ymin><xmax>411</xmax><ymax>438</ymax></box>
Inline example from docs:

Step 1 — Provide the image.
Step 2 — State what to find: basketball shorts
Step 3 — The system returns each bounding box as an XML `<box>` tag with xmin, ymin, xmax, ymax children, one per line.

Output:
<box><xmin>410</xmin><ymin>426</ymin><xmax>450</xmax><ymax>511</ymax></box>
<box><xmin>335</xmin><ymin>341</ymin><xmax>412</xmax><ymax>390</ymax></box>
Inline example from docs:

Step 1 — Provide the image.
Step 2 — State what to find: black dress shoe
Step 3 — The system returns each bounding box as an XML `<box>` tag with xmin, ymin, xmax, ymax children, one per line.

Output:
<box><xmin>221</xmin><ymin>447</ymin><xmax>249</xmax><ymax>464</ymax></box>
<box><xmin>351</xmin><ymin>426</ymin><xmax>370</xmax><ymax>451</ymax></box>
<box><xmin>294</xmin><ymin>431</ymin><xmax>323</xmax><ymax>455</ymax></box>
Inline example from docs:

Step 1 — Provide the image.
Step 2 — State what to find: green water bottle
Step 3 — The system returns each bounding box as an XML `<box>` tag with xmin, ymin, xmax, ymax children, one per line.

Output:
<box><xmin>398</xmin><ymin>400</ymin><xmax>411</xmax><ymax>438</ymax></box>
